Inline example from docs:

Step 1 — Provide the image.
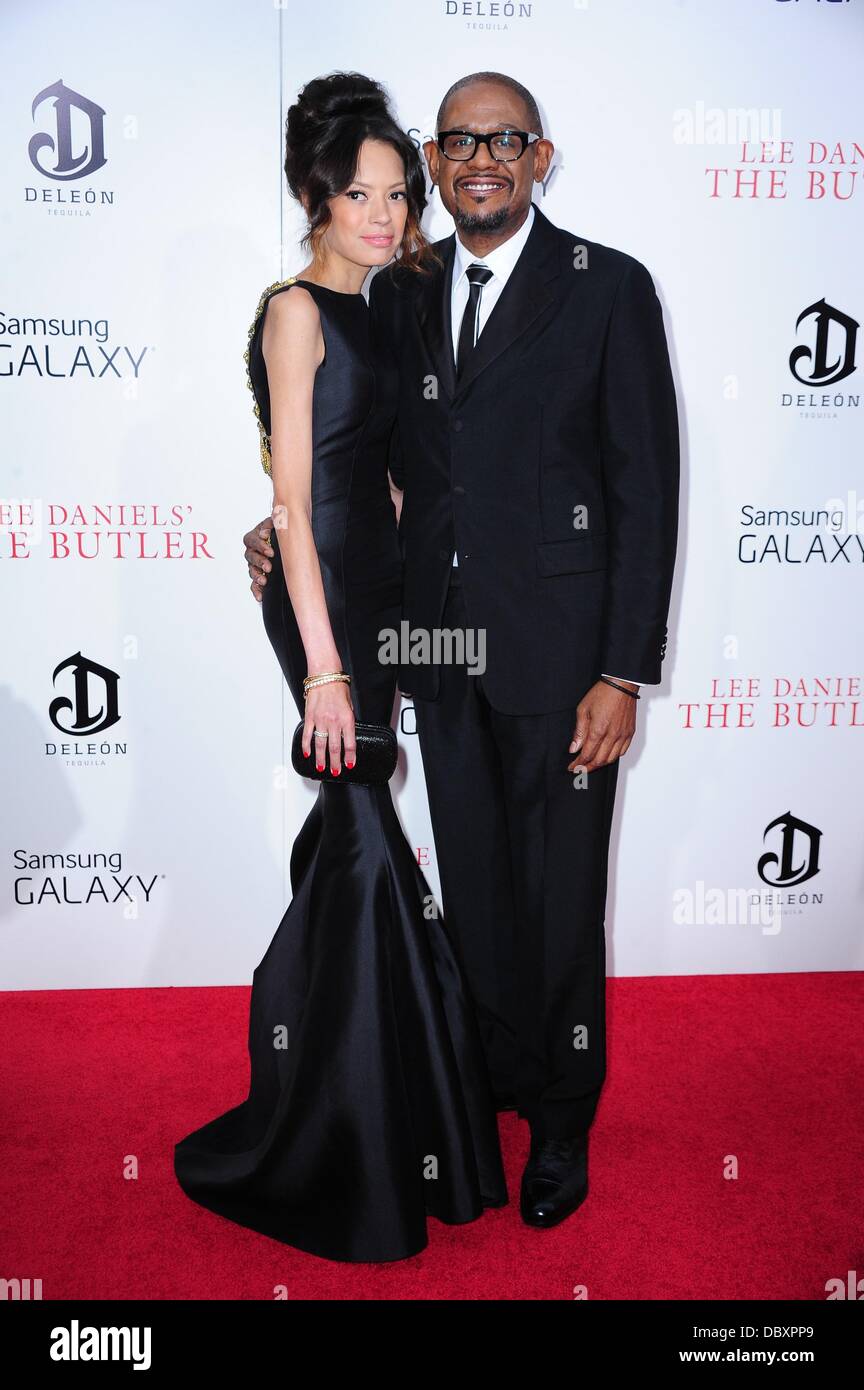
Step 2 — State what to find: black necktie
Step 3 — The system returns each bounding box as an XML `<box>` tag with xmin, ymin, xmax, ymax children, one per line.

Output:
<box><xmin>456</xmin><ymin>263</ymin><xmax>493</xmax><ymax>378</ymax></box>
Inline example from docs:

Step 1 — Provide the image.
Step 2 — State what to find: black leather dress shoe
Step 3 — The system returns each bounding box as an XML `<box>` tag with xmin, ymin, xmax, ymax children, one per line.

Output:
<box><xmin>520</xmin><ymin>1134</ymin><xmax>589</xmax><ymax>1227</ymax></box>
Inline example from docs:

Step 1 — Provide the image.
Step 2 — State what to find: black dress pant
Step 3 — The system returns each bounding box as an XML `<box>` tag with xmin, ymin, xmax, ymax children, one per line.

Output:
<box><xmin>411</xmin><ymin>576</ymin><xmax>619</xmax><ymax>1141</ymax></box>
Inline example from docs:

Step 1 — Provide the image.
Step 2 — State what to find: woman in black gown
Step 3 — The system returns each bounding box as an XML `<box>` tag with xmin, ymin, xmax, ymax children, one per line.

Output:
<box><xmin>173</xmin><ymin>73</ymin><xmax>506</xmax><ymax>1262</ymax></box>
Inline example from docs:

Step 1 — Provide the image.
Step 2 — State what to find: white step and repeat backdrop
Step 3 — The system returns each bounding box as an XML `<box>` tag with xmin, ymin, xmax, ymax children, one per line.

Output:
<box><xmin>2</xmin><ymin>0</ymin><xmax>862</xmax><ymax>988</ymax></box>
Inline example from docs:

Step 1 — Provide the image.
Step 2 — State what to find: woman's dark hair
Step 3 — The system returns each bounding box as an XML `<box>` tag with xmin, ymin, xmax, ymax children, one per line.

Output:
<box><xmin>284</xmin><ymin>71</ymin><xmax>440</xmax><ymax>275</ymax></box>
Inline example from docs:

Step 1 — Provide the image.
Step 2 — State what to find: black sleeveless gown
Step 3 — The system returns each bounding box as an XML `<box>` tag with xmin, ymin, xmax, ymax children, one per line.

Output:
<box><xmin>173</xmin><ymin>277</ymin><xmax>507</xmax><ymax>1262</ymax></box>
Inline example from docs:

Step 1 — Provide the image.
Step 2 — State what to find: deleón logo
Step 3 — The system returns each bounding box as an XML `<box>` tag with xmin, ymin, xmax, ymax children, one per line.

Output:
<box><xmin>49</xmin><ymin>651</ymin><xmax>120</xmax><ymax>735</ymax></box>
<box><xmin>28</xmin><ymin>79</ymin><xmax>107</xmax><ymax>182</ymax></box>
<box><xmin>443</xmin><ymin>1</ymin><xmax>535</xmax><ymax>27</ymax></box>
<box><xmin>789</xmin><ymin>299</ymin><xmax>858</xmax><ymax>387</ymax></box>
<box><xmin>757</xmin><ymin>811</ymin><xmax>821</xmax><ymax>888</ymax></box>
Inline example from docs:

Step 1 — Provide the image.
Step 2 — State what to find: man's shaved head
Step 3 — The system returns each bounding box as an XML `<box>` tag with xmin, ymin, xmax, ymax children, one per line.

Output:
<box><xmin>437</xmin><ymin>72</ymin><xmax>543</xmax><ymax>137</ymax></box>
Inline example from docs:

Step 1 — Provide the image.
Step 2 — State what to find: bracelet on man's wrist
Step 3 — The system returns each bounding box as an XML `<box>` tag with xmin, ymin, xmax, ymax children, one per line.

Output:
<box><xmin>598</xmin><ymin>674</ymin><xmax>640</xmax><ymax>700</ymax></box>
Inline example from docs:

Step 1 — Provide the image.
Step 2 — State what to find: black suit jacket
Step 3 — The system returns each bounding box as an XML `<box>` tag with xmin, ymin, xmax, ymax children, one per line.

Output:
<box><xmin>369</xmin><ymin>201</ymin><xmax>679</xmax><ymax>714</ymax></box>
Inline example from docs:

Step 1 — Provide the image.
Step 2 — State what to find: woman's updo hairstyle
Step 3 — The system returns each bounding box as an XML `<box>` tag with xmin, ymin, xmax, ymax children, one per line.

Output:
<box><xmin>284</xmin><ymin>71</ymin><xmax>439</xmax><ymax>274</ymax></box>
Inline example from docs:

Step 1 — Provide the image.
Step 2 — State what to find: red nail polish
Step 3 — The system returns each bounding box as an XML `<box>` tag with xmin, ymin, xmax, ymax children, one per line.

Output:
<box><xmin>303</xmin><ymin>749</ymin><xmax>310</xmax><ymax>758</ymax></box>
<box><xmin>346</xmin><ymin>760</ymin><xmax>355</xmax><ymax>769</ymax></box>
<box><xmin>316</xmin><ymin>763</ymin><xmax>324</xmax><ymax>771</ymax></box>
<box><xmin>332</xmin><ymin>767</ymin><xmax>340</xmax><ymax>776</ymax></box>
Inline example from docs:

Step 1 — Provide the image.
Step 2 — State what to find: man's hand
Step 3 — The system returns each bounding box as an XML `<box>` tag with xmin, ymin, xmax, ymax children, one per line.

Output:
<box><xmin>567</xmin><ymin>680</ymin><xmax>638</xmax><ymax>773</ymax></box>
<box><xmin>243</xmin><ymin>518</ymin><xmax>275</xmax><ymax>602</ymax></box>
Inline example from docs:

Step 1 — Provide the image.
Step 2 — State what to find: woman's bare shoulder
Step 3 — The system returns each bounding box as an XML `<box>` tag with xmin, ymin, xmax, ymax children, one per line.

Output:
<box><xmin>261</xmin><ymin>283</ymin><xmax>323</xmax><ymax>363</ymax></box>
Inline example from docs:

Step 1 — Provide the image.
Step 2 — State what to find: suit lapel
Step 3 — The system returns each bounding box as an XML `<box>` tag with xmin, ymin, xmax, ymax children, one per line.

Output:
<box><xmin>414</xmin><ymin>202</ymin><xmax>560</xmax><ymax>402</ymax></box>
<box><xmin>414</xmin><ymin>235</ymin><xmax>457</xmax><ymax>400</ymax></box>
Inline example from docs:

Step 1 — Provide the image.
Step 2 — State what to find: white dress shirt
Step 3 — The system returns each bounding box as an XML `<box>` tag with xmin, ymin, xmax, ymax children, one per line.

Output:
<box><xmin>447</xmin><ymin>205</ymin><xmax>639</xmax><ymax>689</ymax></box>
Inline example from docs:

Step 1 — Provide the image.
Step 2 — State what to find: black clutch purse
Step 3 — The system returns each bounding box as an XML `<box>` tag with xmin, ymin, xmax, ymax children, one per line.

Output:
<box><xmin>291</xmin><ymin>720</ymin><xmax>398</xmax><ymax>787</ymax></box>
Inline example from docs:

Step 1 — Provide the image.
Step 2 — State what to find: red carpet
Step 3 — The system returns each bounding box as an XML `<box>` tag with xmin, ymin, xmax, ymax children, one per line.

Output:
<box><xmin>2</xmin><ymin>974</ymin><xmax>861</xmax><ymax>1300</ymax></box>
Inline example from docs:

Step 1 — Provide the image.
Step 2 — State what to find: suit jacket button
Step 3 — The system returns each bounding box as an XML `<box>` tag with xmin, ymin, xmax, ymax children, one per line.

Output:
<box><xmin>452</xmin><ymin>419</ymin><xmax>463</xmax><ymax>432</ymax></box>
<box><xmin>453</xmin><ymin>485</ymin><xmax>465</xmax><ymax>495</ymax></box>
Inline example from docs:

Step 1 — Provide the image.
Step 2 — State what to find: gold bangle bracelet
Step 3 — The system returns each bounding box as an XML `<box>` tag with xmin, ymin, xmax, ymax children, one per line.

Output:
<box><xmin>303</xmin><ymin>671</ymin><xmax>350</xmax><ymax>688</ymax></box>
<box><xmin>303</xmin><ymin>672</ymin><xmax>351</xmax><ymax>699</ymax></box>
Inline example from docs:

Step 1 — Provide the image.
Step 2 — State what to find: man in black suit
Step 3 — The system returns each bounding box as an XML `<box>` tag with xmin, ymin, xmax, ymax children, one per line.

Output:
<box><xmin>244</xmin><ymin>72</ymin><xmax>679</xmax><ymax>1228</ymax></box>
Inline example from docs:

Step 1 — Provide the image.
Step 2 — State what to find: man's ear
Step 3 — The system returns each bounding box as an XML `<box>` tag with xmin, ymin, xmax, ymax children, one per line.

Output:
<box><xmin>422</xmin><ymin>139</ymin><xmax>438</xmax><ymax>184</ymax></box>
<box><xmin>533</xmin><ymin>139</ymin><xmax>555</xmax><ymax>183</ymax></box>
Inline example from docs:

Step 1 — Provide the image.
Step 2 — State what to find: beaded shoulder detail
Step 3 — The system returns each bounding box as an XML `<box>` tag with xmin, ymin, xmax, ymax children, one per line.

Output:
<box><xmin>243</xmin><ymin>276</ymin><xmax>298</xmax><ymax>476</ymax></box>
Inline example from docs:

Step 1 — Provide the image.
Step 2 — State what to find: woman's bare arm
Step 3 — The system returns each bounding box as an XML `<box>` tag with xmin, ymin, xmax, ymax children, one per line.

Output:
<box><xmin>387</xmin><ymin>470</ymin><xmax>403</xmax><ymax>526</ymax></box>
<box><xmin>261</xmin><ymin>287</ymin><xmax>355</xmax><ymax>774</ymax></box>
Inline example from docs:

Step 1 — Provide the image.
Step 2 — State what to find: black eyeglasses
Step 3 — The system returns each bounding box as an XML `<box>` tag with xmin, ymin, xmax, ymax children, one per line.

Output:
<box><xmin>436</xmin><ymin>129</ymin><xmax>541</xmax><ymax>162</ymax></box>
